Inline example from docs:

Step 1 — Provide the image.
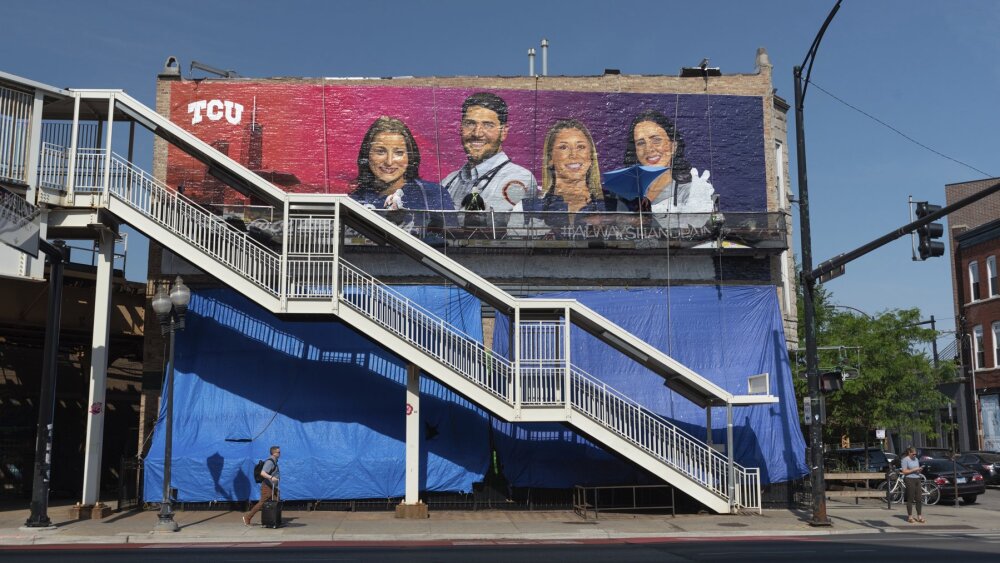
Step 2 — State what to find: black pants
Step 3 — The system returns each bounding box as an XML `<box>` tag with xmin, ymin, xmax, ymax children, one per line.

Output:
<box><xmin>904</xmin><ymin>477</ymin><xmax>922</xmax><ymax>516</ymax></box>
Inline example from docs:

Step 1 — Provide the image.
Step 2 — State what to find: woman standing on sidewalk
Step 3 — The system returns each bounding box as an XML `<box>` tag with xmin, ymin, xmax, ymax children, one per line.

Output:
<box><xmin>901</xmin><ymin>447</ymin><xmax>925</xmax><ymax>523</ymax></box>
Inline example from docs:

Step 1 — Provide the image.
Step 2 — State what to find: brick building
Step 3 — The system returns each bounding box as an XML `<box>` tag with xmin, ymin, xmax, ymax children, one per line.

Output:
<box><xmin>946</xmin><ymin>178</ymin><xmax>1000</xmax><ymax>451</ymax></box>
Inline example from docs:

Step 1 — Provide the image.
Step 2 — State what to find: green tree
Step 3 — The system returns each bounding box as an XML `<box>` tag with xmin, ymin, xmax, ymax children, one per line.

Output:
<box><xmin>794</xmin><ymin>284</ymin><xmax>954</xmax><ymax>447</ymax></box>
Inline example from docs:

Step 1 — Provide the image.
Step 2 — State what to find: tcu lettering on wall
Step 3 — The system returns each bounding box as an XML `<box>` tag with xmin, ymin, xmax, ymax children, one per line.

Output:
<box><xmin>187</xmin><ymin>100</ymin><xmax>244</xmax><ymax>125</ymax></box>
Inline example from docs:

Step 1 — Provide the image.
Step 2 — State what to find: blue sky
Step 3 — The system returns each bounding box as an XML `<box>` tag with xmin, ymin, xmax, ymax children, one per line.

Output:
<box><xmin>4</xmin><ymin>0</ymin><xmax>998</xmax><ymax>343</ymax></box>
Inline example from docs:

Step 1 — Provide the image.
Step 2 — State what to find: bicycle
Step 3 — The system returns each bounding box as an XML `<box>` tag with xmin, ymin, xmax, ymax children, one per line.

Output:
<box><xmin>879</xmin><ymin>469</ymin><xmax>940</xmax><ymax>505</ymax></box>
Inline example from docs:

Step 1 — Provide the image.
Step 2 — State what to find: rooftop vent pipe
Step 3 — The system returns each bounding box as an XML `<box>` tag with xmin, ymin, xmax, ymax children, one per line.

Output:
<box><xmin>540</xmin><ymin>39</ymin><xmax>549</xmax><ymax>76</ymax></box>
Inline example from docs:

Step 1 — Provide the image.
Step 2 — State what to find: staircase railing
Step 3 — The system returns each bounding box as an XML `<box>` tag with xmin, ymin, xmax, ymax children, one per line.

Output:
<box><xmin>339</xmin><ymin>258</ymin><xmax>514</xmax><ymax>402</ymax></box>
<box><xmin>0</xmin><ymin>181</ymin><xmax>42</xmax><ymax>257</ymax></box>
<box><xmin>338</xmin><ymin>256</ymin><xmax>760</xmax><ymax>510</ymax></box>
<box><xmin>38</xmin><ymin>143</ymin><xmax>68</xmax><ymax>190</ymax></box>
<box><xmin>0</xmin><ymin>84</ymin><xmax>33</xmax><ymax>185</ymax></box>
<box><xmin>42</xmin><ymin>144</ymin><xmax>283</xmax><ymax>294</ymax></box>
<box><xmin>570</xmin><ymin>365</ymin><xmax>759</xmax><ymax>508</ymax></box>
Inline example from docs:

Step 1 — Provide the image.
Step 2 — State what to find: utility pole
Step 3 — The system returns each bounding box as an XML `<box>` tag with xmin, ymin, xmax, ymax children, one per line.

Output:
<box><xmin>794</xmin><ymin>0</ymin><xmax>842</xmax><ymax>527</ymax></box>
<box><xmin>929</xmin><ymin>315</ymin><xmax>938</xmax><ymax>368</ymax></box>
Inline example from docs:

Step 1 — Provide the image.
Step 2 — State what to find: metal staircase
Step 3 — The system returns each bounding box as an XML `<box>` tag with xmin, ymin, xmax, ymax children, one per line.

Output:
<box><xmin>0</xmin><ymin>73</ymin><xmax>776</xmax><ymax>514</ymax></box>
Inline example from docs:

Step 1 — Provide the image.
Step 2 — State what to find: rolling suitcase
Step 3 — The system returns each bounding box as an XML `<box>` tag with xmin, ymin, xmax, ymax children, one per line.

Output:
<box><xmin>261</xmin><ymin>486</ymin><xmax>281</xmax><ymax>528</ymax></box>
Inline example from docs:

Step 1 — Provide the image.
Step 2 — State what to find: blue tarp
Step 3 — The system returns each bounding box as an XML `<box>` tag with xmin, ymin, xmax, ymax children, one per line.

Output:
<box><xmin>492</xmin><ymin>286</ymin><xmax>808</xmax><ymax>486</ymax></box>
<box><xmin>144</xmin><ymin>286</ymin><xmax>490</xmax><ymax>502</ymax></box>
<box><xmin>145</xmin><ymin>284</ymin><xmax>806</xmax><ymax>502</ymax></box>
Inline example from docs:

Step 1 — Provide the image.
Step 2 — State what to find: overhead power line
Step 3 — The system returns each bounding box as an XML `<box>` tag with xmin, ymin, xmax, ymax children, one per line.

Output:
<box><xmin>808</xmin><ymin>79</ymin><xmax>994</xmax><ymax>179</ymax></box>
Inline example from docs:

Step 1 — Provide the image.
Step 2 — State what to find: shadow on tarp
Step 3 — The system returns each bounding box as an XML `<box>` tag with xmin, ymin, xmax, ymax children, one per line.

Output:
<box><xmin>144</xmin><ymin>286</ymin><xmax>491</xmax><ymax>502</ymax></box>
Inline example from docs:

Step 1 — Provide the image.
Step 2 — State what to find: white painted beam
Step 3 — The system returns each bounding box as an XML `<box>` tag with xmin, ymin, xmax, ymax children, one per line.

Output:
<box><xmin>81</xmin><ymin>228</ymin><xmax>114</xmax><ymax>506</ymax></box>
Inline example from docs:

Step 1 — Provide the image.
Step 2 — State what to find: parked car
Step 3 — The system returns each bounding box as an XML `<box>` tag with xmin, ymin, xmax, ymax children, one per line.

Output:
<box><xmin>885</xmin><ymin>452</ymin><xmax>899</xmax><ymax>467</ymax></box>
<box><xmin>824</xmin><ymin>447</ymin><xmax>891</xmax><ymax>473</ymax></box>
<box><xmin>955</xmin><ymin>451</ymin><xmax>1000</xmax><ymax>486</ymax></box>
<box><xmin>916</xmin><ymin>447</ymin><xmax>954</xmax><ymax>460</ymax></box>
<box><xmin>919</xmin><ymin>458</ymin><xmax>986</xmax><ymax>504</ymax></box>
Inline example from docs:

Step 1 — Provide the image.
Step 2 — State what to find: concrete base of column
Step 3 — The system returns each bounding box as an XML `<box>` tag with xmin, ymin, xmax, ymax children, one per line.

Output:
<box><xmin>68</xmin><ymin>502</ymin><xmax>113</xmax><ymax>520</ymax></box>
<box><xmin>394</xmin><ymin>502</ymin><xmax>429</xmax><ymax>519</ymax></box>
<box><xmin>91</xmin><ymin>503</ymin><xmax>113</xmax><ymax>519</ymax></box>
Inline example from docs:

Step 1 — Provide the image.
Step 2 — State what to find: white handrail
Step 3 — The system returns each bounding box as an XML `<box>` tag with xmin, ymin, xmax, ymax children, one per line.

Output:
<box><xmin>50</xmin><ymin>144</ymin><xmax>284</xmax><ymax>294</ymax></box>
<box><xmin>38</xmin><ymin>143</ymin><xmax>68</xmax><ymax>189</ymax></box>
<box><xmin>569</xmin><ymin>366</ymin><xmax>760</xmax><ymax>509</ymax></box>
<box><xmin>337</xmin><ymin>257</ymin><xmax>759</xmax><ymax>509</ymax></box>
<box><xmin>0</xmin><ymin>85</ymin><xmax>33</xmax><ymax>185</ymax></box>
<box><xmin>339</xmin><ymin>258</ymin><xmax>514</xmax><ymax>402</ymax></box>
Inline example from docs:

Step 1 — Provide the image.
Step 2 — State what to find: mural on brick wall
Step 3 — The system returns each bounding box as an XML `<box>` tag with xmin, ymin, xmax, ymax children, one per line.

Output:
<box><xmin>984</xmin><ymin>394</ymin><xmax>1000</xmax><ymax>452</ymax></box>
<box><xmin>167</xmin><ymin>83</ymin><xmax>769</xmax><ymax>243</ymax></box>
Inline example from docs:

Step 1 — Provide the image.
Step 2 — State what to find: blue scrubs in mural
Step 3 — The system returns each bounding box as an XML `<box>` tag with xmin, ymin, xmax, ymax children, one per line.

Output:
<box><xmin>349</xmin><ymin>179</ymin><xmax>456</xmax><ymax>232</ymax></box>
<box><xmin>507</xmin><ymin>189</ymin><xmax>611</xmax><ymax>237</ymax></box>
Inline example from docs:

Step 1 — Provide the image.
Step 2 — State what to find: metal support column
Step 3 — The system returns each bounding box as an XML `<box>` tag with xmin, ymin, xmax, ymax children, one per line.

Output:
<box><xmin>80</xmin><ymin>228</ymin><xmax>115</xmax><ymax>510</ymax></box>
<box><xmin>24</xmin><ymin>91</ymin><xmax>44</xmax><ymax>204</ymax></box>
<box><xmin>24</xmin><ymin>240</ymin><xmax>68</xmax><ymax>528</ymax></box>
<box><xmin>706</xmin><ymin>408</ymin><xmax>714</xmax><ymax>448</ymax></box>
<box><xmin>101</xmin><ymin>95</ymin><xmax>115</xmax><ymax>206</ymax></box>
<box><xmin>563</xmin><ymin>308</ymin><xmax>571</xmax><ymax>414</ymax></box>
<box><xmin>513</xmin><ymin>307</ymin><xmax>521</xmax><ymax>414</ymax></box>
<box><xmin>404</xmin><ymin>363</ymin><xmax>420</xmax><ymax>505</ymax></box>
<box><xmin>65</xmin><ymin>95</ymin><xmax>81</xmax><ymax>203</ymax></box>
<box><xmin>279</xmin><ymin>197</ymin><xmax>290</xmax><ymax>310</ymax></box>
<box><xmin>330</xmin><ymin>199</ymin><xmax>340</xmax><ymax>313</ymax></box>
<box><xmin>726</xmin><ymin>402</ymin><xmax>735</xmax><ymax>513</ymax></box>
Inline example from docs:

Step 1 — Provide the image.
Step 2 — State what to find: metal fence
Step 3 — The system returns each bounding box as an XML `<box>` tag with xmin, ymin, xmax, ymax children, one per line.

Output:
<box><xmin>518</xmin><ymin>321</ymin><xmax>566</xmax><ymax>406</ymax></box>
<box><xmin>0</xmin><ymin>85</ymin><xmax>32</xmax><ymax>184</ymax></box>
<box><xmin>573</xmin><ymin>484</ymin><xmax>675</xmax><ymax>520</ymax></box>
<box><xmin>37</xmin><ymin>143</ymin><xmax>67</xmax><ymax>189</ymax></box>
<box><xmin>214</xmin><ymin>207</ymin><xmax>787</xmax><ymax>251</ymax></box>
<box><xmin>357</xmin><ymin>209</ymin><xmax>787</xmax><ymax>247</ymax></box>
<box><xmin>117</xmin><ymin>456</ymin><xmax>143</xmax><ymax>512</ymax></box>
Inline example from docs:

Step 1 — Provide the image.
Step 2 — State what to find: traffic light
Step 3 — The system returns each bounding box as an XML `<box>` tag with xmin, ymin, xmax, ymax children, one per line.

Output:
<box><xmin>819</xmin><ymin>371</ymin><xmax>844</xmax><ymax>393</ymax></box>
<box><xmin>914</xmin><ymin>201</ymin><xmax>945</xmax><ymax>260</ymax></box>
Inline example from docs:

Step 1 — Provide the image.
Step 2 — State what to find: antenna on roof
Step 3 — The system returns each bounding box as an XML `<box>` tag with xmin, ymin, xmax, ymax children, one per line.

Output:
<box><xmin>189</xmin><ymin>60</ymin><xmax>240</xmax><ymax>79</ymax></box>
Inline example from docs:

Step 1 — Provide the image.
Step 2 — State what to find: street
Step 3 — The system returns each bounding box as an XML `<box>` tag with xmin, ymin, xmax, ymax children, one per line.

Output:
<box><xmin>3</xmin><ymin>533</ymin><xmax>1000</xmax><ymax>562</ymax></box>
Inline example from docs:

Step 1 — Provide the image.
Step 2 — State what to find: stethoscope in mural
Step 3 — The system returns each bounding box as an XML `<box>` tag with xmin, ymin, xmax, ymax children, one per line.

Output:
<box><xmin>443</xmin><ymin>159</ymin><xmax>515</xmax><ymax>209</ymax></box>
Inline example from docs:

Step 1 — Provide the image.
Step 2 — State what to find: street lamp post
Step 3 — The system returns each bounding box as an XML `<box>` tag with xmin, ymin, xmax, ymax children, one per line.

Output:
<box><xmin>831</xmin><ymin>305</ymin><xmax>873</xmax><ymax>320</ymax></box>
<box><xmin>24</xmin><ymin>240</ymin><xmax>69</xmax><ymax>528</ymax></box>
<box><xmin>151</xmin><ymin>276</ymin><xmax>191</xmax><ymax>533</ymax></box>
<box><xmin>795</xmin><ymin>0</ymin><xmax>841</xmax><ymax>527</ymax></box>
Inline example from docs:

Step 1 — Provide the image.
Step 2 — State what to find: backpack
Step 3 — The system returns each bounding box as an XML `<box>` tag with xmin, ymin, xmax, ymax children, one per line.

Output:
<box><xmin>253</xmin><ymin>459</ymin><xmax>266</xmax><ymax>483</ymax></box>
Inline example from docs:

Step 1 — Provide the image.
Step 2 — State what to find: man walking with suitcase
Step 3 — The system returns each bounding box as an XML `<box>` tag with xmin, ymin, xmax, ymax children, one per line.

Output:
<box><xmin>243</xmin><ymin>445</ymin><xmax>280</xmax><ymax>526</ymax></box>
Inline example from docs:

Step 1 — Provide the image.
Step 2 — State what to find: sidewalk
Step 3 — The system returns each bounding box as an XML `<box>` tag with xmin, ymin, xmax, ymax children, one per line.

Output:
<box><xmin>1</xmin><ymin>498</ymin><xmax>997</xmax><ymax>547</ymax></box>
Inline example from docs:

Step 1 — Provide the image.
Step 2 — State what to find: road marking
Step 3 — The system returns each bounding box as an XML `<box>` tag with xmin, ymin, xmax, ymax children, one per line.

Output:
<box><xmin>702</xmin><ymin>551</ymin><xmax>817</xmax><ymax>556</ymax></box>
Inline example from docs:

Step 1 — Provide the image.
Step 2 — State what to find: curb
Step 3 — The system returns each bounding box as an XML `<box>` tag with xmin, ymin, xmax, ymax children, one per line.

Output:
<box><xmin>0</xmin><ymin>526</ymin><xmax>912</xmax><ymax>547</ymax></box>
